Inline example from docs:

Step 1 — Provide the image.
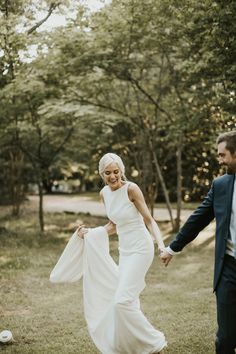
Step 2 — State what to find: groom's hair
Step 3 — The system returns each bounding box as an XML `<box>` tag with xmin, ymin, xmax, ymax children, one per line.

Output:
<box><xmin>217</xmin><ymin>131</ymin><xmax>236</xmax><ymax>154</ymax></box>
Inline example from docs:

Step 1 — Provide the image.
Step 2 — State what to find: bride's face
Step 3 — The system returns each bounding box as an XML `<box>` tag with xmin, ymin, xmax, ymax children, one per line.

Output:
<box><xmin>103</xmin><ymin>162</ymin><xmax>123</xmax><ymax>190</ymax></box>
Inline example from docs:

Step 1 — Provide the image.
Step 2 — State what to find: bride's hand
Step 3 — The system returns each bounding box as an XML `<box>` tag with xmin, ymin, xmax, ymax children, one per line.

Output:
<box><xmin>104</xmin><ymin>221</ymin><xmax>116</xmax><ymax>236</ymax></box>
<box><xmin>158</xmin><ymin>247</ymin><xmax>165</xmax><ymax>255</ymax></box>
<box><xmin>76</xmin><ymin>224</ymin><xmax>88</xmax><ymax>239</ymax></box>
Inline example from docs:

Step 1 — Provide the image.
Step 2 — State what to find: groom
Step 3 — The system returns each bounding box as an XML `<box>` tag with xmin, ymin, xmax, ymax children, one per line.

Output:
<box><xmin>161</xmin><ymin>131</ymin><xmax>236</xmax><ymax>354</ymax></box>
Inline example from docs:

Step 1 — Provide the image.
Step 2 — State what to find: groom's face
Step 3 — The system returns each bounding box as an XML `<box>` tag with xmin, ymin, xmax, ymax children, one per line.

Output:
<box><xmin>217</xmin><ymin>141</ymin><xmax>236</xmax><ymax>174</ymax></box>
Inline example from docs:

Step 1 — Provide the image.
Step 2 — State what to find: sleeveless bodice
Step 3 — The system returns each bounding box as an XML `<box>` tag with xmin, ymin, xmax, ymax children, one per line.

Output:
<box><xmin>102</xmin><ymin>182</ymin><xmax>154</xmax><ymax>255</ymax></box>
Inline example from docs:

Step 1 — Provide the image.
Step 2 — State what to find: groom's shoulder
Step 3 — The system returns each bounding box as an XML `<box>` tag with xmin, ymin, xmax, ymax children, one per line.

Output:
<box><xmin>213</xmin><ymin>173</ymin><xmax>233</xmax><ymax>187</ymax></box>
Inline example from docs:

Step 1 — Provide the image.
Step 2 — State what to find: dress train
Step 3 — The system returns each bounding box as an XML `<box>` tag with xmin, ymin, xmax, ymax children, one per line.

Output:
<box><xmin>50</xmin><ymin>227</ymin><xmax>166</xmax><ymax>354</ymax></box>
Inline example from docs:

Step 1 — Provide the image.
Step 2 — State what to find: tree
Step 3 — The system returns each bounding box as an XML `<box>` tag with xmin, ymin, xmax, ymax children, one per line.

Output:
<box><xmin>0</xmin><ymin>0</ymin><xmax>64</xmax><ymax>214</ymax></box>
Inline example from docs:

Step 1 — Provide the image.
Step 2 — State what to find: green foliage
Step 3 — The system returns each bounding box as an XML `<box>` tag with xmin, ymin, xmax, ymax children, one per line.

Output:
<box><xmin>1</xmin><ymin>0</ymin><xmax>235</xmax><ymax>215</ymax></box>
<box><xmin>0</xmin><ymin>0</ymin><xmax>77</xmax><ymax>214</ymax></box>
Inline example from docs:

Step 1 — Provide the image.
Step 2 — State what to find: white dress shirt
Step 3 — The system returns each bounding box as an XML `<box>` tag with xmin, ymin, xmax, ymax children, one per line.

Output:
<box><xmin>226</xmin><ymin>175</ymin><xmax>236</xmax><ymax>258</ymax></box>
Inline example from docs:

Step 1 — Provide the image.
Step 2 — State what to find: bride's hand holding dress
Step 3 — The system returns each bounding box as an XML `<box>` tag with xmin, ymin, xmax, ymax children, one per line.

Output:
<box><xmin>76</xmin><ymin>221</ymin><xmax>116</xmax><ymax>239</ymax></box>
<box><xmin>76</xmin><ymin>224</ymin><xmax>88</xmax><ymax>239</ymax></box>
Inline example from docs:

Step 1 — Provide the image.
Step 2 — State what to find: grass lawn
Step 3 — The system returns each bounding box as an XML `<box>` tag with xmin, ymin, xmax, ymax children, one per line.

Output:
<box><xmin>0</xmin><ymin>208</ymin><xmax>216</xmax><ymax>353</ymax></box>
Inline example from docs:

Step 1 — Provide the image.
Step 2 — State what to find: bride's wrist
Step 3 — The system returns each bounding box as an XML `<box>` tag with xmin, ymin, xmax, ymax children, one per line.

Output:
<box><xmin>157</xmin><ymin>245</ymin><xmax>165</xmax><ymax>253</ymax></box>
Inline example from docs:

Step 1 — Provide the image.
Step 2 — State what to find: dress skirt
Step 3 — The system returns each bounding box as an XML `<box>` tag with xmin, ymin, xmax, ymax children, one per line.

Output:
<box><xmin>50</xmin><ymin>227</ymin><xmax>166</xmax><ymax>354</ymax></box>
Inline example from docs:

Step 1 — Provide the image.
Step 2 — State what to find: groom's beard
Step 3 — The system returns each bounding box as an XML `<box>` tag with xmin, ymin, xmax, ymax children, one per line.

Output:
<box><xmin>226</xmin><ymin>164</ymin><xmax>236</xmax><ymax>174</ymax></box>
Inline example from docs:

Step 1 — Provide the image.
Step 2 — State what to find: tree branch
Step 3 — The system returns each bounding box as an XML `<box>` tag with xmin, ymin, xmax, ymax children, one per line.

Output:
<box><xmin>27</xmin><ymin>3</ymin><xmax>59</xmax><ymax>35</ymax></box>
<box><xmin>70</xmin><ymin>90</ymin><xmax>135</xmax><ymax>121</ymax></box>
<box><xmin>47</xmin><ymin>126</ymin><xmax>74</xmax><ymax>166</ymax></box>
<box><xmin>164</xmin><ymin>52</ymin><xmax>189</xmax><ymax>123</ymax></box>
<box><xmin>128</xmin><ymin>74</ymin><xmax>173</xmax><ymax>121</ymax></box>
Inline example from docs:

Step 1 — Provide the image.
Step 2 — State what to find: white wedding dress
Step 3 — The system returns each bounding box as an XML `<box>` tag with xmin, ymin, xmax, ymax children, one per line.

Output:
<box><xmin>50</xmin><ymin>182</ymin><xmax>166</xmax><ymax>354</ymax></box>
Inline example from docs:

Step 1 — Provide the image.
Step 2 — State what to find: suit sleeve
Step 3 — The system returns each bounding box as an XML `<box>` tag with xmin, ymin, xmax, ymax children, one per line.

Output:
<box><xmin>169</xmin><ymin>183</ymin><xmax>215</xmax><ymax>252</ymax></box>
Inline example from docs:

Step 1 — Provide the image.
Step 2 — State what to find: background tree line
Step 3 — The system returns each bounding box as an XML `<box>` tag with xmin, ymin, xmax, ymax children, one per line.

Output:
<box><xmin>0</xmin><ymin>0</ymin><xmax>235</xmax><ymax>231</ymax></box>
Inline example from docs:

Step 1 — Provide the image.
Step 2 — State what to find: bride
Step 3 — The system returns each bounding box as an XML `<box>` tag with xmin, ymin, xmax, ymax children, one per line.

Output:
<box><xmin>50</xmin><ymin>153</ymin><xmax>167</xmax><ymax>354</ymax></box>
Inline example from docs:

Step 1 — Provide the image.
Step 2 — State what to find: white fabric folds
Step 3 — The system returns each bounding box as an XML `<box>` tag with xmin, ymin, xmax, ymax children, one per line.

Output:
<box><xmin>50</xmin><ymin>226</ymin><xmax>166</xmax><ymax>354</ymax></box>
<box><xmin>50</xmin><ymin>227</ymin><xmax>118</xmax><ymax>342</ymax></box>
<box><xmin>50</xmin><ymin>229</ymin><xmax>85</xmax><ymax>283</ymax></box>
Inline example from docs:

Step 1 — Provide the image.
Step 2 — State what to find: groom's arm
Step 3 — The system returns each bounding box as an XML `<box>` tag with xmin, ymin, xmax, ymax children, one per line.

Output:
<box><xmin>160</xmin><ymin>184</ymin><xmax>215</xmax><ymax>266</ymax></box>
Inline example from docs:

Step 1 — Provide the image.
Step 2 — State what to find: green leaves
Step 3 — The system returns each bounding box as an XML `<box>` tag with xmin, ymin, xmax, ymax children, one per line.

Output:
<box><xmin>1</xmin><ymin>0</ymin><xmax>235</xmax><ymax>214</ymax></box>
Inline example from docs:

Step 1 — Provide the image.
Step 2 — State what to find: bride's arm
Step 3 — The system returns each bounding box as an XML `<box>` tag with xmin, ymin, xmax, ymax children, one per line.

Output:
<box><xmin>76</xmin><ymin>221</ymin><xmax>116</xmax><ymax>238</ymax></box>
<box><xmin>104</xmin><ymin>220</ymin><xmax>117</xmax><ymax>236</ymax></box>
<box><xmin>128</xmin><ymin>183</ymin><xmax>165</xmax><ymax>252</ymax></box>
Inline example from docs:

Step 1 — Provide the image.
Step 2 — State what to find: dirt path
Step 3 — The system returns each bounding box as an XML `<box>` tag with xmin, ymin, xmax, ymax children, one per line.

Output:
<box><xmin>28</xmin><ymin>194</ymin><xmax>216</xmax><ymax>247</ymax></box>
<box><xmin>28</xmin><ymin>194</ymin><xmax>193</xmax><ymax>221</ymax></box>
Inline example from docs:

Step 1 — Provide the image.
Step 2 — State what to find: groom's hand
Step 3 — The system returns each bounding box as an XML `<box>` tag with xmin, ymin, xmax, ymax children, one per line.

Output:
<box><xmin>159</xmin><ymin>250</ymin><xmax>173</xmax><ymax>267</ymax></box>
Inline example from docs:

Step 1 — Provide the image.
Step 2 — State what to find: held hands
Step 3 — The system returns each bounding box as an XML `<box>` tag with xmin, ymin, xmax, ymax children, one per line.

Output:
<box><xmin>159</xmin><ymin>249</ymin><xmax>173</xmax><ymax>267</ymax></box>
<box><xmin>76</xmin><ymin>224</ymin><xmax>88</xmax><ymax>239</ymax></box>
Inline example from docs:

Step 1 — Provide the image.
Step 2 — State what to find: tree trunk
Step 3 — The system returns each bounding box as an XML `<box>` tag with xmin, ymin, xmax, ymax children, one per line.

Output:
<box><xmin>9</xmin><ymin>150</ymin><xmax>25</xmax><ymax>217</ymax></box>
<box><xmin>37</xmin><ymin>181</ymin><xmax>44</xmax><ymax>232</ymax></box>
<box><xmin>176</xmin><ymin>144</ymin><xmax>182</xmax><ymax>231</ymax></box>
<box><xmin>149</xmin><ymin>187</ymin><xmax>154</xmax><ymax>216</ymax></box>
<box><xmin>149</xmin><ymin>141</ymin><xmax>176</xmax><ymax>230</ymax></box>
<box><xmin>137</xmin><ymin>143</ymin><xmax>157</xmax><ymax>216</ymax></box>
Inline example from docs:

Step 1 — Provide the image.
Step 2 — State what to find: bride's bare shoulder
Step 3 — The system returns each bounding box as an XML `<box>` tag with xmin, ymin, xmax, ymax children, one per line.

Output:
<box><xmin>127</xmin><ymin>182</ymin><xmax>141</xmax><ymax>201</ymax></box>
<box><xmin>127</xmin><ymin>181</ymin><xmax>140</xmax><ymax>191</ymax></box>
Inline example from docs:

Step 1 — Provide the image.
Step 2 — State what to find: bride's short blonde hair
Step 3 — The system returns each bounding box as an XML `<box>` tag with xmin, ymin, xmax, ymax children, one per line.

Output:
<box><xmin>98</xmin><ymin>153</ymin><xmax>126</xmax><ymax>180</ymax></box>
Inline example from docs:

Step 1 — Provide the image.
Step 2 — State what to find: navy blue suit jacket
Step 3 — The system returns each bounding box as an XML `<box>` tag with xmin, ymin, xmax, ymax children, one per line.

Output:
<box><xmin>170</xmin><ymin>174</ymin><xmax>235</xmax><ymax>291</ymax></box>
